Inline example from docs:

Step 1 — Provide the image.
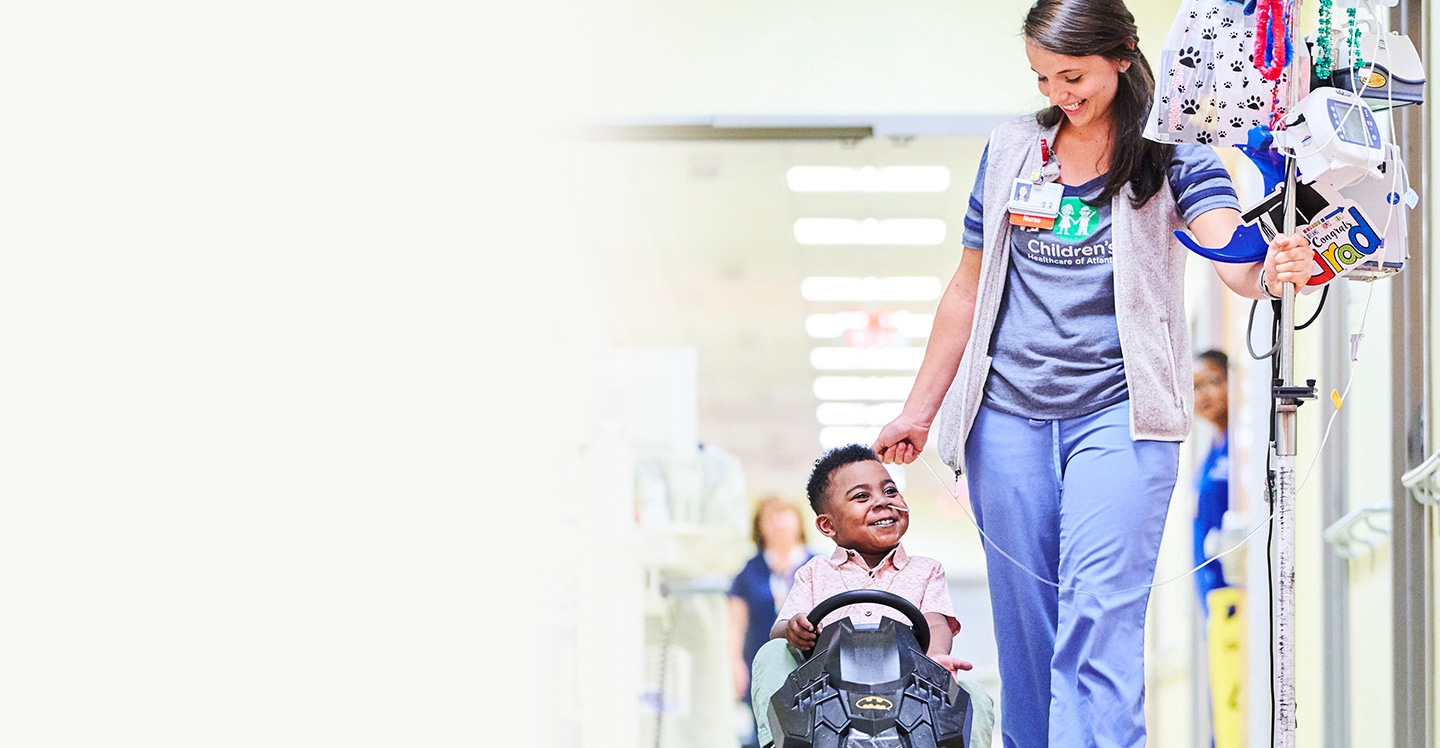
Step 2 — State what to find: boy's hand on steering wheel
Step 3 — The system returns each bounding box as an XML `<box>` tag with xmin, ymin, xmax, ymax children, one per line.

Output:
<box><xmin>785</xmin><ymin>616</ymin><xmax>819</xmax><ymax>650</ymax></box>
<box><xmin>930</xmin><ymin>654</ymin><xmax>974</xmax><ymax>676</ymax></box>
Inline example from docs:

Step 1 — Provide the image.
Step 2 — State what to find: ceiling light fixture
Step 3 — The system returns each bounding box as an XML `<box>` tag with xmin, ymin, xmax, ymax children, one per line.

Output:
<box><xmin>800</xmin><ymin>276</ymin><xmax>943</xmax><ymax>302</ymax></box>
<box><xmin>813</xmin><ymin>376</ymin><xmax>916</xmax><ymax>401</ymax></box>
<box><xmin>810</xmin><ymin>347</ymin><xmax>924</xmax><ymax>371</ymax></box>
<box><xmin>816</xmin><ymin>402</ymin><xmax>905</xmax><ymax>427</ymax></box>
<box><xmin>805</xmin><ymin>311</ymin><xmax>934</xmax><ymax>339</ymax></box>
<box><xmin>819</xmin><ymin>425</ymin><xmax>882</xmax><ymax>450</ymax></box>
<box><xmin>786</xmin><ymin>166</ymin><xmax>951</xmax><ymax>193</ymax></box>
<box><xmin>793</xmin><ymin>218</ymin><xmax>945</xmax><ymax>246</ymax></box>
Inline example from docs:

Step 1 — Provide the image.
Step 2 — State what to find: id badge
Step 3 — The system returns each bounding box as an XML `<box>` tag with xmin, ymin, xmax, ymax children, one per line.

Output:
<box><xmin>1007</xmin><ymin>178</ymin><xmax>1063</xmax><ymax>218</ymax></box>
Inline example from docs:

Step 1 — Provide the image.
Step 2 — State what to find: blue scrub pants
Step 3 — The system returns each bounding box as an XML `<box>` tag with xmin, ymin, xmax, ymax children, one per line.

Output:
<box><xmin>965</xmin><ymin>401</ymin><xmax>1178</xmax><ymax>748</ymax></box>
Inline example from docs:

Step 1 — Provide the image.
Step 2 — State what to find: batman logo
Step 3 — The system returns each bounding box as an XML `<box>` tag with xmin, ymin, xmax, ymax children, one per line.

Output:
<box><xmin>854</xmin><ymin>696</ymin><xmax>893</xmax><ymax>711</ymax></box>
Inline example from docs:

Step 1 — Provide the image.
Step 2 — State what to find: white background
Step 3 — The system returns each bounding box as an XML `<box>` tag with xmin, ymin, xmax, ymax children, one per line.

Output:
<box><xmin>0</xmin><ymin>3</ymin><xmax>572</xmax><ymax>744</ymax></box>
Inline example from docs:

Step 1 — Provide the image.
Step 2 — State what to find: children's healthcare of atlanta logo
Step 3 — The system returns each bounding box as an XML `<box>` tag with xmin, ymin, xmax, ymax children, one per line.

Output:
<box><xmin>1052</xmin><ymin>197</ymin><xmax>1100</xmax><ymax>241</ymax></box>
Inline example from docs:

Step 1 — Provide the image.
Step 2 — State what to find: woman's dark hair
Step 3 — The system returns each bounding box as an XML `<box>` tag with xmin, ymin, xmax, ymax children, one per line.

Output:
<box><xmin>1196</xmin><ymin>349</ymin><xmax>1229</xmax><ymax>373</ymax></box>
<box><xmin>805</xmin><ymin>444</ymin><xmax>881</xmax><ymax>515</ymax></box>
<box><xmin>751</xmin><ymin>496</ymin><xmax>807</xmax><ymax>550</ymax></box>
<box><xmin>1023</xmin><ymin>0</ymin><xmax>1175</xmax><ymax>208</ymax></box>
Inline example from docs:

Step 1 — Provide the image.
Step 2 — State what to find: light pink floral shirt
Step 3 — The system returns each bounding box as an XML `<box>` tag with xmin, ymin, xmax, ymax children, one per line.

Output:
<box><xmin>775</xmin><ymin>543</ymin><xmax>960</xmax><ymax>636</ymax></box>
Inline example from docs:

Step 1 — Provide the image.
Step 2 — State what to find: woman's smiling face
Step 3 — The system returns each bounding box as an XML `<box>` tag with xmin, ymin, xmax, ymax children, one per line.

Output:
<box><xmin>1026</xmin><ymin>41</ymin><xmax>1128</xmax><ymax>131</ymax></box>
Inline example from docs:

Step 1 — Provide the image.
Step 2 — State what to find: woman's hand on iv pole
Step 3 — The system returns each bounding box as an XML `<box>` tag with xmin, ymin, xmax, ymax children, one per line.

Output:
<box><xmin>1264</xmin><ymin>232</ymin><xmax>1312</xmax><ymax>297</ymax></box>
<box><xmin>874</xmin><ymin>412</ymin><xmax>930</xmax><ymax>465</ymax></box>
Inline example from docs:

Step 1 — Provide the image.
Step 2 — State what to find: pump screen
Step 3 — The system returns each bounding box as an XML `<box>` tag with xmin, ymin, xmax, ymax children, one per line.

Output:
<box><xmin>1329</xmin><ymin>100</ymin><xmax>1373</xmax><ymax>146</ymax></box>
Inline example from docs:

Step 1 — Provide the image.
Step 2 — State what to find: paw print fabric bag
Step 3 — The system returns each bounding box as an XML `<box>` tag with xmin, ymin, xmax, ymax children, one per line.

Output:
<box><xmin>1146</xmin><ymin>0</ymin><xmax>1289</xmax><ymax>145</ymax></box>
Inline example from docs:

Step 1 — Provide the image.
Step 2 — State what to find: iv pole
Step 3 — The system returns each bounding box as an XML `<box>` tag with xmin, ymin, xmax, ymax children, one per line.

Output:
<box><xmin>1212</xmin><ymin>2</ymin><xmax>1421</xmax><ymax>742</ymax></box>
<box><xmin>1271</xmin><ymin>3</ymin><xmax>1316</xmax><ymax>745</ymax></box>
<box><xmin>1272</xmin><ymin>165</ymin><xmax>1304</xmax><ymax>748</ymax></box>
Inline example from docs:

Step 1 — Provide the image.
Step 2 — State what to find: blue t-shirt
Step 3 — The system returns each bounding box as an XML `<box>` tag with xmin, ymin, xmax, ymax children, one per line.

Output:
<box><xmin>961</xmin><ymin>143</ymin><xmax>1240</xmax><ymax>419</ymax></box>
<box><xmin>1194</xmin><ymin>433</ymin><xmax>1230</xmax><ymax>614</ymax></box>
<box><xmin>728</xmin><ymin>550</ymin><xmax>814</xmax><ymax>703</ymax></box>
<box><xmin>729</xmin><ymin>554</ymin><xmax>777</xmax><ymax>683</ymax></box>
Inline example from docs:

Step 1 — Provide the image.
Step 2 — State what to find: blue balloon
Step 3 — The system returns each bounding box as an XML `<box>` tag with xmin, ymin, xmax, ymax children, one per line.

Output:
<box><xmin>1175</xmin><ymin>126</ymin><xmax>1283</xmax><ymax>264</ymax></box>
<box><xmin>1236</xmin><ymin>126</ymin><xmax>1288</xmax><ymax>195</ymax></box>
<box><xmin>1174</xmin><ymin>222</ymin><xmax>1269</xmax><ymax>264</ymax></box>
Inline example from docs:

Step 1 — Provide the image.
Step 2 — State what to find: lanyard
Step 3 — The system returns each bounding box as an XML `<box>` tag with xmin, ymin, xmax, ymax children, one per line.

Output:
<box><xmin>1029</xmin><ymin>136</ymin><xmax>1062</xmax><ymax>185</ymax></box>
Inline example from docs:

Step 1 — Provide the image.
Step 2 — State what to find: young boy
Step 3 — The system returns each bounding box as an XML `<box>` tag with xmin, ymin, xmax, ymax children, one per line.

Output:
<box><xmin>749</xmin><ymin>444</ymin><xmax>984</xmax><ymax>748</ymax></box>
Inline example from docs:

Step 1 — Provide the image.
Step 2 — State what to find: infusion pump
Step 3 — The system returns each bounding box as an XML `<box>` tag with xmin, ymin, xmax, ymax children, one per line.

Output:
<box><xmin>1276</xmin><ymin>87</ymin><xmax>1385</xmax><ymax>187</ymax></box>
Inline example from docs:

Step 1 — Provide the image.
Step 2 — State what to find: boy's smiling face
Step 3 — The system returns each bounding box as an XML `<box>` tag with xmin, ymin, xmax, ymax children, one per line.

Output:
<box><xmin>815</xmin><ymin>460</ymin><xmax>908</xmax><ymax>565</ymax></box>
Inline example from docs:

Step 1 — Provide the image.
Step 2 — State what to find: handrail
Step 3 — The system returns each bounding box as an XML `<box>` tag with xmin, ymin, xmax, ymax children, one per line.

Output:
<box><xmin>1320</xmin><ymin>503</ymin><xmax>1392</xmax><ymax>559</ymax></box>
<box><xmin>1400</xmin><ymin>449</ymin><xmax>1440</xmax><ymax>505</ymax></box>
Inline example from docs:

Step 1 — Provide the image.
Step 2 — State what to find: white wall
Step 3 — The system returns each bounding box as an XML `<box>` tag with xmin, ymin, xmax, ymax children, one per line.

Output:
<box><xmin>4</xmin><ymin>2</ymin><xmax>587</xmax><ymax>746</ymax></box>
<box><xmin>1341</xmin><ymin>280</ymin><xmax>1397</xmax><ymax>746</ymax></box>
<box><xmin>577</xmin><ymin>0</ymin><xmax>1186</xmax><ymax>121</ymax></box>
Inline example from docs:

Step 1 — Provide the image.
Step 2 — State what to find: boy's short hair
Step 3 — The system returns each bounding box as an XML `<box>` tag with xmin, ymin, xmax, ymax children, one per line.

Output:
<box><xmin>806</xmin><ymin>443</ymin><xmax>881</xmax><ymax>514</ymax></box>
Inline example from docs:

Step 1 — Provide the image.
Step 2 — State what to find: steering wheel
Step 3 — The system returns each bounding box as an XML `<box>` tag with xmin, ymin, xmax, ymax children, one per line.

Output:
<box><xmin>804</xmin><ymin>589</ymin><xmax>930</xmax><ymax>656</ymax></box>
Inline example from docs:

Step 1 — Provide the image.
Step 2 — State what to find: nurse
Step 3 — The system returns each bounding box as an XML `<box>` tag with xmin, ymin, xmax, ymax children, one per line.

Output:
<box><xmin>872</xmin><ymin>1</ymin><xmax>1311</xmax><ymax>746</ymax></box>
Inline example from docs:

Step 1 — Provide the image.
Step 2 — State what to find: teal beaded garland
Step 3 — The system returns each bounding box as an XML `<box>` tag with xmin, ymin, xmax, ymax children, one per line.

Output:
<box><xmin>1315</xmin><ymin>0</ymin><xmax>1334</xmax><ymax>78</ymax></box>
<box><xmin>1347</xmin><ymin>7</ymin><xmax>1365</xmax><ymax>70</ymax></box>
<box><xmin>1315</xmin><ymin>0</ymin><xmax>1367</xmax><ymax>80</ymax></box>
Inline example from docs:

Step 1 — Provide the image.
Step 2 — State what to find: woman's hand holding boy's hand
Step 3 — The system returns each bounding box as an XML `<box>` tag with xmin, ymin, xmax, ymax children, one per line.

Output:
<box><xmin>784</xmin><ymin>616</ymin><xmax>819</xmax><ymax>650</ymax></box>
<box><xmin>874</xmin><ymin>412</ymin><xmax>930</xmax><ymax>465</ymax></box>
<box><xmin>930</xmin><ymin>654</ymin><xmax>974</xmax><ymax>676</ymax></box>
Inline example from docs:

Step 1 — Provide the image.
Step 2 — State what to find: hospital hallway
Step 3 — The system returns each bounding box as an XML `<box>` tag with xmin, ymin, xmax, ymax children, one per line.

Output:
<box><xmin>6</xmin><ymin>1</ymin><xmax>1440</xmax><ymax>747</ymax></box>
<box><xmin>543</xmin><ymin>1</ymin><xmax>1440</xmax><ymax>746</ymax></box>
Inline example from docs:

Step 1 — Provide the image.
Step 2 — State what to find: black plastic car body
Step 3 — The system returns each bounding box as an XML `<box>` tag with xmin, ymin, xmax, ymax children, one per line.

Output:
<box><xmin>766</xmin><ymin>590</ymin><xmax>971</xmax><ymax>748</ymax></box>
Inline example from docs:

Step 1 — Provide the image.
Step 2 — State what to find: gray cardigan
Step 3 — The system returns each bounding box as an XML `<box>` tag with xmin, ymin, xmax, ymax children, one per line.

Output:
<box><xmin>935</xmin><ymin>115</ymin><xmax>1194</xmax><ymax>473</ymax></box>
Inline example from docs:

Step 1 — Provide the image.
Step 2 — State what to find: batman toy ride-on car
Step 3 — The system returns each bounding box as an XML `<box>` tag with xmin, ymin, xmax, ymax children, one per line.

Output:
<box><xmin>766</xmin><ymin>590</ymin><xmax>973</xmax><ymax>748</ymax></box>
